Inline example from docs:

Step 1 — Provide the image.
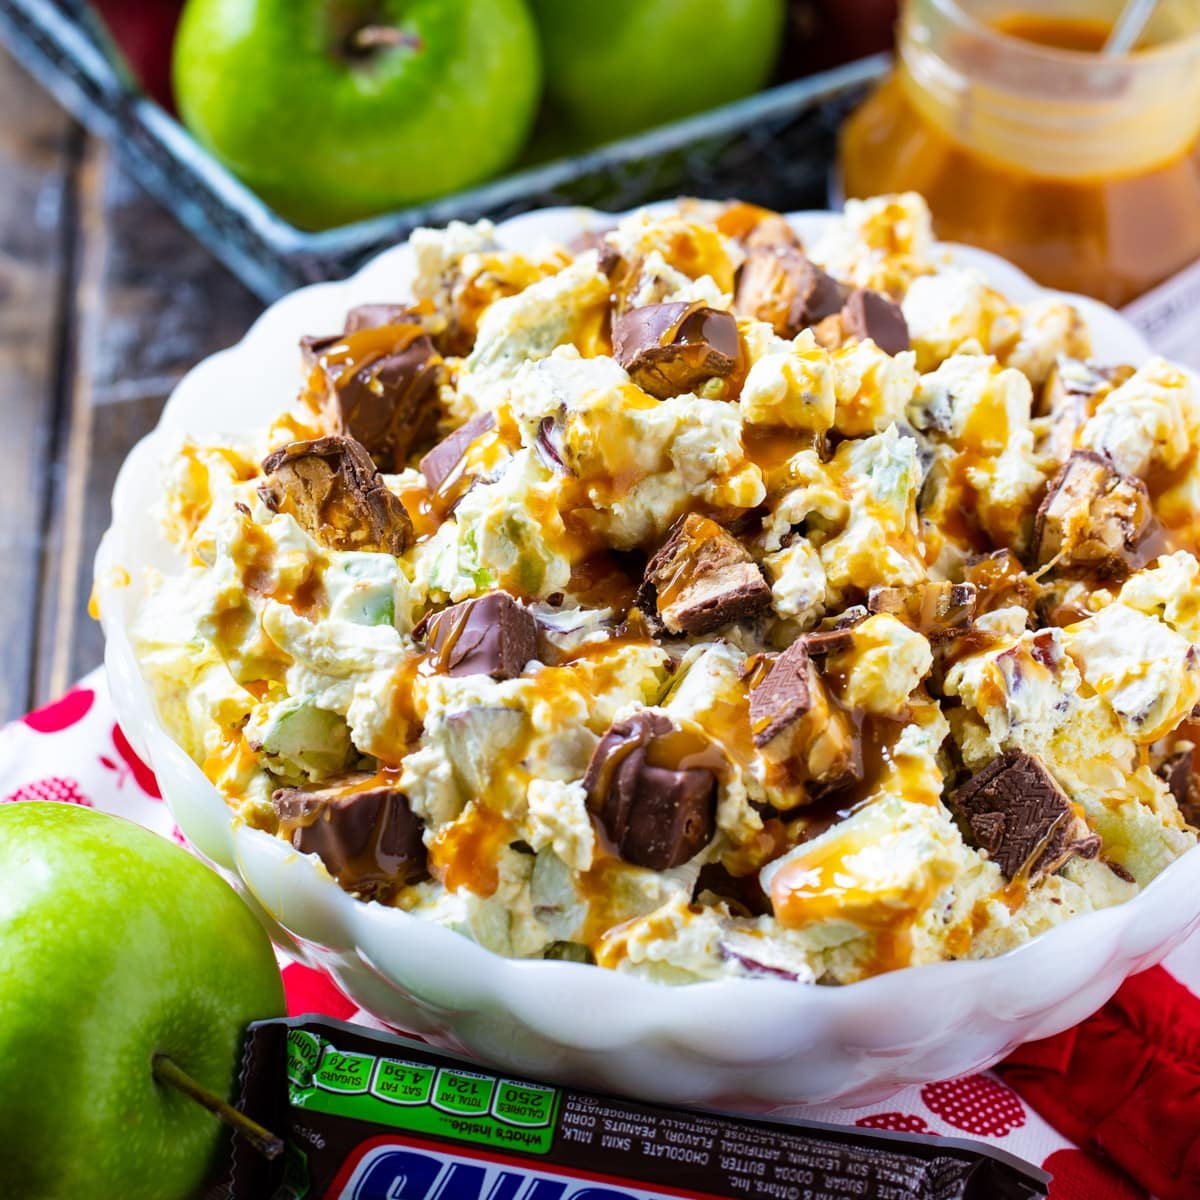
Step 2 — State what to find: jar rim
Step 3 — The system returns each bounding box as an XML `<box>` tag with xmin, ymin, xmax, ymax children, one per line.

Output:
<box><xmin>927</xmin><ymin>0</ymin><xmax>1200</xmax><ymax>64</ymax></box>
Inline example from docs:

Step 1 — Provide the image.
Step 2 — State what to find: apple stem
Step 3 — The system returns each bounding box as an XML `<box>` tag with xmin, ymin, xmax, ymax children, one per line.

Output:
<box><xmin>152</xmin><ymin>1054</ymin><xmax>284</xmax><ymax>1161</ymax></box>
<box><xmin>349</xmin><ymin>25</ymin><xmax>423</xmax><ymax>54</ymax></box>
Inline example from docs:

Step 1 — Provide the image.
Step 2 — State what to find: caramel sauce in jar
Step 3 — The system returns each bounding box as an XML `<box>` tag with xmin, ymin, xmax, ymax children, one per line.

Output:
<box><xmin>841</xmin><ymin>1</ymin><xmax>1200</xmax><ymax>306</ymax></box>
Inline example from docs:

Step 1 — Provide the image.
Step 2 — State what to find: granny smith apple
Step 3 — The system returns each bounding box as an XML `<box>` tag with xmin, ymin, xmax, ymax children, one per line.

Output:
<box><xmin>0</xmin><ymin>803</ymin><xmax>285</xmax><ymax>1200</ymax></box>
<box><xmin>531</xmin><ymin>0</ymin><xmax>785</xmax><ymax>148</ymax></box>
<box><xmin>173</xmin><ymin>0</ymin><xmax>542</xmax><ymax>228</ymax></box>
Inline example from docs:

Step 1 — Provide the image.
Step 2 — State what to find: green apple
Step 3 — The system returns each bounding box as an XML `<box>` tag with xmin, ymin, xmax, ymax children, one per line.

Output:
<box><xmin>0</xmin><ymin>803</ymin><xmax>285</xmax><ymax>1200</ymax></box>
<box><xmin>530</xmin><ymin>0</ymin><xmax>786</xmax><ymax>148</ymax></box>
<box><xmin>173</xmin><ymin>0</ymin><xmax>542</xmax><ymax>229</ymax></box>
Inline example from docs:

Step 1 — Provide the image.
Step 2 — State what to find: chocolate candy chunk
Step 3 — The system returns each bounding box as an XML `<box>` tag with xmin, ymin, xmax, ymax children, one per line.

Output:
<box><xmin>566</xmin><ymin>229</ymin><xmax>621</xmax><ymax>276</ymax></box>
<box><xmin>801</xmin><ymin>626</ymin><xmax>858</xmax><ymax>657</ymax></box>
<box><xmin>418</xmin><ymin>411</ymin><xmax>495</xmax><ymax>493</ymax></box>
<box><xmin>414</xmin><ymin>591</ymin><xmax>538</xmax><ymax>681</ymax></box>
<box><xmin>613</xmin><ymin>302</ymin><xmax>741</xmax><ymax>399</ymax></box>
<box><xmin>639</xmin><ymin>513</ymin><xmax>771</xmax><ymax>636</ymax></box>
<box><xmin>273</xmin><ymin>773</ymin><xmax>428</xmax><ymax>899</ymax></box>
<box><xmin>742</xmin><ymin>212</ymin><xmax>803</xmax><ymax>252</ymax></box>
<box><xmin>583</xmin><ymin>711</ymin><xmax>717</xmax><ymax>870</ymax></box>
<box><xmin>749</xmin><ymin>639</ymin><xmax>813</xmax><ymax>747</ymax></box>
<box><xmin>840</xmin><ymin>288</ymin><xmax>910</xmax><ymax>355</ymax></box>
<box><xmin>1033</xmin><ymin>450</ymin><xmax>1154</xmax><ymax>579</ymax></box>
<box><xmin>733</xmin><ymin>245</ymin><xmax>848</xmax><ymax>338</ymax></box>
<box><xmin>948</xmin><ymin>749</ymin><xmax>1101</xmax><ymax>881</ymax></box>
<box><xmin>1040</xmin><ymin>358</ymin><xmax>1135</xmax><ymax>459</ymax></box>
<box><xmin>299</xmin><ymin>333</ymin><xmax>340</xmax><ymax>367</ymax></box>
<box><xmin>1162</xmin><ymin>746</ymin><xmax>1199</xmax><ymax>825</ymax></box>
<box><xmin>748</xmin><ymin>639</ymin><xmax>857</xmax><ymax>789</ymax></box>
<box><xmin>305</xmin><ymin>323</ymin><xmax>442</xmax><ymax>470</ymax></box>
<box><xmin>964</xmin><ymin>550</ymin><xmax>1042</xmax><ymax>616</ymax></box>
<box><xmin>343</xmin><ymin>303</ymin><xmax>422</xmax><ymax>333</ymax></box>
<box><xmin>259</xmin><ymin>435</ymin><xmax>413</xmax><ymax>556</ymax></box>
<box><xmin>868</xmin><ymin>581</ymin><xmax>977</xmax><ymax>641</ymax></box>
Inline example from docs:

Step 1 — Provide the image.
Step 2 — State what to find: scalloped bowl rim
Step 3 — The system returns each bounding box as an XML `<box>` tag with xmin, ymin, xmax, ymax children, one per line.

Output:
<box><xmin>95</xmin><ymin>203</ymin><xmax>1200</xmax><ymax>1104</ymax></box>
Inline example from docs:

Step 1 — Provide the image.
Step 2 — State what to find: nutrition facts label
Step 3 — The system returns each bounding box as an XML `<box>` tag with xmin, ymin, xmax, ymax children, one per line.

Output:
<box><xmin>287</xmin><ymin>1029</ymin><xmax>560</xmax><ymax>1155</ymax></box>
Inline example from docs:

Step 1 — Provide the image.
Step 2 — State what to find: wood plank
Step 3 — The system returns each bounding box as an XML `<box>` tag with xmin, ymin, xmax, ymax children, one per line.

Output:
<box><xmin>0</xmin><ymin>47</ymin><xmax>77</xmax><ymax>722</ymax></box>
<box><xmin>34</xmin><ymin>144</ymin><xmax>263</xmax><ymax>704</ymax></box>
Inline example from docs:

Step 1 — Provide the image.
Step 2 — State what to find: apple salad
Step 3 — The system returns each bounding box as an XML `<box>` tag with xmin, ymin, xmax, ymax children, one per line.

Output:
<box><xmin>132</xmin><ymin>194</ymin><xmax>1200</xmax><ymax>985</ymax></box>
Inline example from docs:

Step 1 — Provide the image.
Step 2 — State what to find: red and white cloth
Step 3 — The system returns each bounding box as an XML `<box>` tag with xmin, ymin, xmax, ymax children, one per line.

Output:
<box><xmin>4</xmin><ymin>669</ymin><xmax>1198</xmax><ymax>1200</ymax></box>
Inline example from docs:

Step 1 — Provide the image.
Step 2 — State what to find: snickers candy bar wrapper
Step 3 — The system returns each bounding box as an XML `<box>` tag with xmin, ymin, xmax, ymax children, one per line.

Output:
<box><xmin>229</xmin><ymin>1017</ymin><xmax>1049</xmax><ymax>1200</ymax></box>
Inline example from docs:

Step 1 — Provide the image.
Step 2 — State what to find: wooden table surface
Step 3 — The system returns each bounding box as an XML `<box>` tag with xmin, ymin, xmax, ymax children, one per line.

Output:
<box><xmin>1</xmin><ymin>46</ymin><xmax>263</xmax><ymax>724</ymax></box>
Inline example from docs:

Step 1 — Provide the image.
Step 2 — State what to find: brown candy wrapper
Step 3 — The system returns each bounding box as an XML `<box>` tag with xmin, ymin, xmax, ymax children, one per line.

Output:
<box><xmin>227</xmin><ymin>1016</ymin><xmax>1049</xmax><ymax>1200</ymax></box>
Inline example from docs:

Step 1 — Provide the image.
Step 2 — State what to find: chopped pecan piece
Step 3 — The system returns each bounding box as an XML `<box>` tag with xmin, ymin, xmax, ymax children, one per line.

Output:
<box><xmin>259</xmin><ymin>435</ymin><xmax>413</xmax><ymax>556</ymax></box>
<box><xmin>867</xmin><ymin>582</ymin><xmax>977</xmax><ymax>641</ymax></box>
<box><xmin>414</xmin><ymin>591</ymin><xmax>538</xmax><ymax>681</ymax></box>
<box><xmin>639</xmin><ymin>513</ymin><xmax>771</xmax><ymax>636</ymax></box>
<box><xmin>733</xmin><ymin>245</ymin><xmax>847</xmax><ymax>338</ymax></box>
<box><xmin>1032</xmin><ymin>450</ymin><xmax>1154</xmax><ymax>578</ymax></box>
<box><xmin>273</xmin><ymin>773</ymin><xmax>428</xmax><ymax>899</ymax></box>
<box><xmin>583</xmin><ymin>711</ymin><xmax>717</xmax><ymax>870</ymax></box>
<box><xmin>303</xmin><ymin>321</ymin><xmax>442</xmax><ymax>470</ymax></box>
<box><xmin>613</xmin><ymin>302</ymin><xmax>741</xmax><ymax>399</ymax></box>
<box><xmin>947</xmin><ymin>749</ymin><xmax>1100</xmax><ymax>881</ymax></box>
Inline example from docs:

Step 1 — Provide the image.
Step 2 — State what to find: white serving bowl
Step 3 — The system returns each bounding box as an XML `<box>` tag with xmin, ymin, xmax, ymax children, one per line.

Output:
<box><xmin>97</xmin><ymin>205</ymin><xmax>1200</xmax><ymax>1109</ymax></box>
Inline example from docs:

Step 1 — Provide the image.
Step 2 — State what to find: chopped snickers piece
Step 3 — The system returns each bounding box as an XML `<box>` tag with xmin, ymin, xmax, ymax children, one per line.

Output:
<box><xmin>299</xmin><ymin>333</ymin><xmax>340</xmax><ymax>367</ymax></box>
<box><xmin>695</xmin><ymin>861</ymin><xmax>771</xmax><ymax>918</ymax></box>
<box><xmin>714</xmin><ymin>201</ymin><xmax>799</xmax><ymax>249</ymax></box>
<box><xmin>743</xmin><ymin>213</ymin><xmax>803</xmax><ymax>252</ymax></box>
<box><xmin>418</xmin><ymin>411</ymin><xmax>495</xmax><ymax>494</ymax></box>
<box><xmin>343</xmin><ymin>303</ymin><xmax>422</xmax><ymax>333</ymax></box>
<box><xmin>1040</xmin><ymin>358</ymin><xmax>1135</xmax><ymax>458</ymax></box>
<box><xmin>1032</xmin><ymin>450</ymin><xmax>1154</xmax><ymax>578</ymax></box>
<box><xmin>868</xmin><ymin>582</ymin><xmax>977</xmax><ymax>641</ymax></box>
<box><xmin>1161</xmin><ymin>746</ymin><xmax>1199</xmax><ymax>825</ymax></box>
<box><xmin>796</xmin><ymin>607</ymin><xmax>870</xmax><ymax>658</ymax></box>
<box><xmin>840</xmin><ymin>289</ymin><xmax>910</xmax><ymax>356</ymax></box>
<box><xmin>304</xmin><ymin>322</ymin><xmax>442</xmax><ymax>470</ymax></box>
<box><xmin>638</xmin><ymin>513</ymin><xmax>771</xmax><ymax>636</ymax></box>
<box><xmin>748</xmin><ymin>639</ymin><xmax>858</xmax><ymax>790</ymax></box>
<box><xmin>964</xmin><ymin>550</ymin><xmax>1042</xmax><ymax>617</ymax></box>
<box><xmin>583</xmin><ymin>711</ymin><xmax>717</xmax><ymax>870</ymax></box>
<box><xmin>947</xmin><ymin>749</ymin><xmax>1101</xmax><ymax>881</ymax></box>
<box><xmin>801</xmin><ymin>627</ymin><xmax>857</xmax><ymax>657</ymax></box>
<box><xmin>414</xmin><ymin>591</ymin><xmax>538</xmax><ymax>681</ymax></box>
<box><xmin>749</xmin><ymin>639</ymin><xmax>813</xmax><ymax>748</ymax></box>
<box><xmin>273</xmin><ymin>773</ymin><xmax>428</xmax><ymax>899</ymax></box>
<box><xmin>733</xmin><ymin>245</ymin><xmax>847</xmax><ymax>338</ymax></box>
<box><xmin>613</xmin><ymin>302</ymin><xmax>741</xmax><ymax>399</ymax></box>
<box><xmin>566</xmin><ymin>229</ymin><xmax>621</xmax><ymax>277</ymax></box>
<box><xmin>259</xmin><ymin>435</ymin><xmax>413</xmax><ymax>556</ymax></box>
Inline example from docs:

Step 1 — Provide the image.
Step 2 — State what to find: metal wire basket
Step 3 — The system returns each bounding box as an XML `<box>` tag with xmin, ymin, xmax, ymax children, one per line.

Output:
<box><xmin>0</xmin><ymin>0</ymin><xmax>888</xmax><ymax>300</ymax></box>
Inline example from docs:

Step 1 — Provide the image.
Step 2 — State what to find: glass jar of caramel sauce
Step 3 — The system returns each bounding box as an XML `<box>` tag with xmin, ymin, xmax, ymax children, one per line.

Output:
<box><xmin>840</xmin><ymin>0</ymin><xmax>1200</xmax><ymax>306</ymax></box>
